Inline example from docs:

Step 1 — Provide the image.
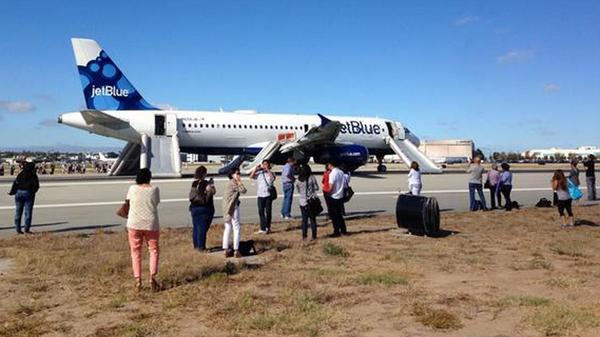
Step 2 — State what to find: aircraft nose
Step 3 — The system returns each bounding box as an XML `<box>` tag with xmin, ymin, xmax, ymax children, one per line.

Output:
<box><xmin>57</xmin><ymin>115</ymin><xmax>63</xmax><ymax>124</ymax></box>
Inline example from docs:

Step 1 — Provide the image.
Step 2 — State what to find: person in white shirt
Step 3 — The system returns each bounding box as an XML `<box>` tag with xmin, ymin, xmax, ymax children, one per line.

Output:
<box><xmin>407</xmin><ymin>161</ymin><xmax>422</xmax><ymax>196</ymax></box>
<box><xmin>326</xmin><ymin>162</ymin><xmax>347</xmax><ymax>237</ymax></box>
<box><xmin>250</xmin><ymin>160</ymin><xmax>276</xmax><ymax>234</ymax></box>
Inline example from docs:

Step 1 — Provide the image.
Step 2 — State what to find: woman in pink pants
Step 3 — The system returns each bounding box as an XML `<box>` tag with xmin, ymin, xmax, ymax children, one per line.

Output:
<box><xmin>126</xmin><ymin>168</ymin><xmax>161</xmax><ymax>292</ymax></box>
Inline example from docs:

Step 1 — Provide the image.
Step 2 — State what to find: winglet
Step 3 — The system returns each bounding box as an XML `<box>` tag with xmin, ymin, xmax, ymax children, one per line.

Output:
<box><xmin>318</xmin><ymin>113</ymin><xmax>332</xmax><ymax>127</ymax></box>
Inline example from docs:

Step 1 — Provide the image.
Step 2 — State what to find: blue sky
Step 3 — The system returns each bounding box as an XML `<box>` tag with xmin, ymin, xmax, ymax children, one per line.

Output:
<box><xmin>0</xmin><ymin>1</ymin><xmax>599</xmax><ymax>152</ymax></box>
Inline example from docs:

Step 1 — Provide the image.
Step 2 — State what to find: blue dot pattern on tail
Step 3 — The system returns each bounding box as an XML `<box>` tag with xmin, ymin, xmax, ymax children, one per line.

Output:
<box><xmin>78</xmin><ymin>50</ymin><xmax>158</xmax><ymax>111</ymax></box>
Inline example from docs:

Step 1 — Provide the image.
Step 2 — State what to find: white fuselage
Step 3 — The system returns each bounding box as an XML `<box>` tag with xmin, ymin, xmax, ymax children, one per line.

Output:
<box><xmin>59</xmin><ymin>110</ymin><xmax>417</xmax><ymax>156</ymax></box>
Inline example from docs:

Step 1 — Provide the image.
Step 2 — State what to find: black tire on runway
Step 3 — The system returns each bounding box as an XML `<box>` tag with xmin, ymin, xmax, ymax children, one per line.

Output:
<box><xmin>396</xmin><ymin>194</ymin><xmax>440</xmax><ymax>236</ymax></box>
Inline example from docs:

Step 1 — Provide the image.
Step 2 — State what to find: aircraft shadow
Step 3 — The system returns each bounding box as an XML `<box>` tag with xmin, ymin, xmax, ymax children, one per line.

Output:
<box><xmin>0</xmin><ymin>221</ymin><xmax>69</xmax><ymax>231</ymax></box>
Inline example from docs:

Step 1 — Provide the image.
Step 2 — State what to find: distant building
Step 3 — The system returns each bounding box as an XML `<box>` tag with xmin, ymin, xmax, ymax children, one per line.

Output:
<box><xmin>419</xmin><ymin>140</ymin><xmax>474</xmax><ymax>163</ymax></box>
<box><xmin>384</xmin><ymin>139</ymin><xmax>474</xmax><ymax>164</ymax></box>
<box><xmin>522</xmin><ymin>146</ymin><xmax>600</xmax><ymax>160</ymax></box>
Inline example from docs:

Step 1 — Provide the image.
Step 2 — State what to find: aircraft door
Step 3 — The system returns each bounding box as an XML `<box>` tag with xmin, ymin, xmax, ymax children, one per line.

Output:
<box><xmin>155</xmin><ymin>115</ymin><xmax>166</xmax><ymax>136</ymax></box>
<box><xmin>165</xmin><ymin>113</ymin><xmax>177</xmax><ymax>136</ymax></box>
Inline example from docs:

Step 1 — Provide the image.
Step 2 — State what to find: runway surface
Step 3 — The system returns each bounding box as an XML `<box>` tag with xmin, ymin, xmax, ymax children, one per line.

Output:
<box><xmin>0</xmin><ymin>171</ymin><xmax>597</xmax><ymax>237</ymax></box>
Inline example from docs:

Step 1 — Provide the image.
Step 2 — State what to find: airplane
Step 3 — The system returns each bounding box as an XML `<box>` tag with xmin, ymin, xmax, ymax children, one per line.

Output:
<box><xmin>98</xmin><ymin>152</ymin><xmax>118</xmax><ymax>165</ymax></box>
<box><xmin>58</xmin><ymin>38</ymin><xmax>442</xmax><ymax>177</ymax></box>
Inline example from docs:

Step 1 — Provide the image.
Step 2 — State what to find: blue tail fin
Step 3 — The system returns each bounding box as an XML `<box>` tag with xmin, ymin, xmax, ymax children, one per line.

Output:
<box><xmin>71</xmin><ymin>38</ymin><xmax>158</xmax><ymax>111</ymax></box>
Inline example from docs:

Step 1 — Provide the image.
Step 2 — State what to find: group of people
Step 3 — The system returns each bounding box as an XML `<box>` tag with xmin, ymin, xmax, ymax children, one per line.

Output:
<box><xmin>7</xmin><ymin>155</ymin><xmax>597</xmax><ymax>291</ymax></box>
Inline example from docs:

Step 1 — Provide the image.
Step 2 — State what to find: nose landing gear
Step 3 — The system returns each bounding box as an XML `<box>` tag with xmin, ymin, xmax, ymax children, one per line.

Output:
<box><xmin>376</xmin><ymin>154</ymin><xmax>387</xmax><ymax>173</ymax></box>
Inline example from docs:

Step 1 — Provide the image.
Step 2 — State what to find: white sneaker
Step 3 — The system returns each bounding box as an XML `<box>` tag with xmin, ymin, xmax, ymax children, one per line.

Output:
<box><xmin>255</xmin><ymin>229</ymin><xmax>266</xmax><ymax>234</ymax></box>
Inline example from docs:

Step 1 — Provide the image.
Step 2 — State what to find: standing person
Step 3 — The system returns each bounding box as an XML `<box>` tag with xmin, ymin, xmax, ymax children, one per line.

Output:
<box><xmin>326</xmin><ymin>162</ymin><xmax>347</xmax><ymax>237</ymax></box>
<box><xmin>568</xmin><ymin>160</ymin><xmax>580</xmax><ymax>186</ymax></box>
<box><xmin>189</xmin><ymin>166</ymin><xmax>216</xmax><ymax>251</ymax></box>
<box><xmin>583</xmin><ymin>155</ymin><xmax>596</xmax><ymax>200</ymax></box>
<box><xmin>486</xmin><ymin>163</ymin><xmax>502</xmax><ymax>209</ymax></box>
<box><xmin>10</xmin><ymin>164</ymin><xmax>16</xmax><ymax>175</ymax></box>
<box><xmin>552</xmin><ymin>170</ymin><xmax>574</xmax><ymax>228</ymax></box>
<box><xmin>222</xmin><ymin>168</ymin><xmax>247</xmax><ymax>258</ymax></box>
<box><xmin>296</xmin><ymin>164</ymin><xmax>320</xmax><ymax>240</ymax></box>
<box><xmin>498</xmin><ymin>163</ymin><xmax>513</xmax><ymax>211</ymax></box>
<box><xmin>0</xmin><ymin>162</ymin><xmax>4</xmax><ymax>176</ymax></box>
<box><xmin>10</xmin><ymin>162</ymin><xmax>39</xmax><ymax>234</ymax></box>
<box><xmin>466</xmin><ymin>157</ymin><xmax>487</xmax><ymax>211</ymax></box>
<box><xmin>281</xmin><ymin>157</ymin><xmax>296</xmax><ymax>219</ymax></box>
<box><xmin>250</xmin><ymin>160</ymin><xmax>276</xmax><ymax>234</ymax></box>
<box><xmin>125</xmin><ymin>168</ymin><xmax>161</xmax><ymax>292</ymax></box>
<box><xmin>407</xmin><ymin>161</ymin><xmax>422</xmax><ymax>196</ymax></box>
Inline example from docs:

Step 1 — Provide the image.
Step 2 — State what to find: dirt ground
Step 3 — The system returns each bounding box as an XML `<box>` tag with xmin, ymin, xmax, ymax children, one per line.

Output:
<box><xmin>1</xmin><ymin>204</ymin><xmax>600</xmax><ymax>337</ymax></box>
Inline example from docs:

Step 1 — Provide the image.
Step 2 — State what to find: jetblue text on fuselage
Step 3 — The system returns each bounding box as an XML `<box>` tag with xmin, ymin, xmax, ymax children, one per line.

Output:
<box><xmin>91</xmin><ymin>85</ymin><xmax>129</xmax><ymax>98</ymax></box>
<box><xmin>339</xmin><ymin>121</ymin><xmax>382</xmax><ymax>135</ymax></box>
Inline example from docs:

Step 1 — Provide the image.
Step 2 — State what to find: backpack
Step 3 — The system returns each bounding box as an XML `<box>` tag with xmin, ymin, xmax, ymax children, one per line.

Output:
<box><xmin>535</xmin><ymin>198</ymin><xmax>552</xmax><ymax>208</ymax></box>
<box><xmin>189</xmin><ymin>180</ymin><xmax>210</xmax><ymax>205</ymax></box>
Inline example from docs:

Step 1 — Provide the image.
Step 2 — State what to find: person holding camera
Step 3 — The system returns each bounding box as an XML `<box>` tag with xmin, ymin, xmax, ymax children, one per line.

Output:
<box><xmin>222</xmin><ymin>168</ymin><xmax>247</xmax><ymax>257</ymax></box>
<box><xmin>296</xmin><ymin>164</ymin><xmax>320</xmax><ymax>240</ymax></box>
<box><xmin>250</xmin><ymin>160</ymin><xmax>276</xmax><ymax>234</ymax></box>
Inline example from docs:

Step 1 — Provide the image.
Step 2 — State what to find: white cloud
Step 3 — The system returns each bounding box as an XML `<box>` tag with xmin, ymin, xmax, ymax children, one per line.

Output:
<box><xmin>497</xmin><ymin>50</ymin><xmax>535</xmax><ymax>64</ymax></box>
<box><xmin>544</xmin><ymin>83</ymin><xmax>560</xmax><ymax>93</ymax></box>
<box><xmin>0</xmin><ymin>100</ymin><xmax>36</xmax><ymax>113</ymax></box>
<box><xmin>454</xmin><ymin>16</ymin><xmax>479</xmax><ymax>26</ymax></box>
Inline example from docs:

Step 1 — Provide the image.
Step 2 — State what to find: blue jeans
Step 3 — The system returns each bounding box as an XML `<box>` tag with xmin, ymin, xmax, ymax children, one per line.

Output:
<box><xmin>300</xmin><ymin>205</ymin><xmax>317</xmax><ymax>239</ymax></box>
<box><xmin>14</xmin><ymin>190</ymin><xmax>34</xmax><ymax>233</ymax></box>
<box><xmin>190</xmin><ymin>206</ymin><xmax>213</xmax><ymax>250</ymax></box>
<box><xmin>281</xmin><ymin>183</ymin><xmax>294</xmax><ymax>217</ymax></box>
<box><xmin>468</xmin><ymin>183</ymin><xmax>487</xmax><ymax>211</ymax></box>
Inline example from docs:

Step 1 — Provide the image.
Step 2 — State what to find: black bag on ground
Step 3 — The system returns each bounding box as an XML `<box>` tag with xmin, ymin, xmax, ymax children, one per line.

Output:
<box><xmin>510</xmin><ymin>201</ymin><xmax>520</xmax><ymax>210</ymax></box>
<box><xmin>238</xmin><ymin>240</ymin><xmax>257</xmax><ymax>256</ymax></box>
<box><xmin>535</xmin><ymin>198</ymin><xmax>552</xmax><ymax>208</ymax></box>
<box><xmin>396</xmin><ymin>194</ymin><xmax>440</xmax><ymax>236</ymax></box>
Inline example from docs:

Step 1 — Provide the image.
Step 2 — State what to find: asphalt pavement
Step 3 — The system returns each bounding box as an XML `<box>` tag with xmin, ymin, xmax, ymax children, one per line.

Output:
<box><xmin>0</xmin><ymin>171</ymin><xmax>597</xmax><ymax>237</ymax></box>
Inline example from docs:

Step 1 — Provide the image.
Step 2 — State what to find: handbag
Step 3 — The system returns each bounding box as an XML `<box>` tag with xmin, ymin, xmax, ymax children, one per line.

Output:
<box><xmin>116</xmin><ymin>200</ymin><xmax>130</xmax><ymax>219</ymax></box>
<box><xmin>342</xmin><ymin>186</ymin><xmax>354</xmax><ymax>203</ymax></box>
<box><xmin>567</xmin><ymin>178</ymin><xmax>583</xmax><ymax>201</ymax></box>
<box><xmin>484</xmin><ymin>179</ymin><xmax>491</xmax><ymax>189</ymax></box>
<box><xmin>305</xmin><ymin>178</ymin><xmax>323</xmax><ymax>217</ymax></box>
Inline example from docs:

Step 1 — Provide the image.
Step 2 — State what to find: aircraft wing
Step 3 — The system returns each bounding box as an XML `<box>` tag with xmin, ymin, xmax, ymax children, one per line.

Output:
<box><xmin>279</xmin><ymin>114</ymin><xmax>341</xmax><ymax>153</ymax></box>
<box><xmin>80</xmin><ymin>109</ymin><xmax>130</xmax><ymax>130</ymax></box>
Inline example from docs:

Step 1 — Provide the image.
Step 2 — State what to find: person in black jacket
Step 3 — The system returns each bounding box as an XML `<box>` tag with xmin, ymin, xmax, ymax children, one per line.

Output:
<box><xmin>584</xmin><ymin>154</ymin><xmax>596</xmax><ymax>201</ymax></box>
<box><xmin>10</xmin><ymin>162</ymin><xmax>39</xmax><ymax>234</ymax></box>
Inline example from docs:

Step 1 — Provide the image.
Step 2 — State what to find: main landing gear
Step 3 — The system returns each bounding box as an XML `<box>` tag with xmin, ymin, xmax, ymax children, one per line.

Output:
<box><xmin>376</xmin><ymin>154</ymin><xmax>387</xmax><ymax>173</ymax></box>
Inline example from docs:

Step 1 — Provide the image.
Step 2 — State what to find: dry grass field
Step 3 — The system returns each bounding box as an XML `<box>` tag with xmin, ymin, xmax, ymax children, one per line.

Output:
<box><xmin>1</xmin><ymin>204</ymin><xmax>600</xmax><ymax>337</ymax></box>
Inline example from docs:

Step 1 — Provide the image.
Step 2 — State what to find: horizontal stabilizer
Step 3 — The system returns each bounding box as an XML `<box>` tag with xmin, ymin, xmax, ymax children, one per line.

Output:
<box><xmin>386</xmin><ymin>136</ymin><xmax>442</xmax><ymax>173</ymax></box>
<box><xmin>80</xmin><ymin>110</ymin><xmax>129</xmax><ymax>129</ymax></box>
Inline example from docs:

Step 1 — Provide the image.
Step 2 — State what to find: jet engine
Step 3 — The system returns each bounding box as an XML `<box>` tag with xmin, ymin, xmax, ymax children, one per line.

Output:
<box><xmin>312</xmin><ymin>144</ymin><xmax>369</xmax><ymax>171</ymax></box>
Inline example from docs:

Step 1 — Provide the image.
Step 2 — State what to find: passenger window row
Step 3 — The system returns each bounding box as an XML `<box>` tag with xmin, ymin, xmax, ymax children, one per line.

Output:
<box><xmin>182</xmin><ymin>123</ymin><xmax>303</xmax><ymax>131</ymax></box>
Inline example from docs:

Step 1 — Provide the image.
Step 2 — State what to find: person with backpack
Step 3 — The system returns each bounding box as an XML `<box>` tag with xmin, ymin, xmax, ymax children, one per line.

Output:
<box><xmin>326</xmin><ymin>161</ymin><xmax>347</xmax><ymax>237</ymax></box>
<box><xmin>189</xmin><ymin>166</ymin><xmax>216</xmax><ymax>251</ymax></box>
<box><xmin>497</xmin><ymin>163</ymin><xmax>513</xmax><ymax>211</ymax></box>
<box><xmin>407</xmin><ymin>161</ymin><xmax>422</xmax><ymax>196</ymax></box>
<box><xmin>124</xmin><ymin>168</ymin><xmax>161</xmax><ymax>292</ymax></box>
<box><xmin>9</xmin><ymin>161</ymin><xmax>39</xmax><ymax>234</ymax></box>
<box><xmin>222</xmin><ymin>168</ymin><xmax>247</xmax><ymax>258</ymax></box>
<box><xmin>583</xmin><ymin>155</ymin><xmax>596</xmax><ymax>200</ymax></box>
<box><xmin>552</xmin><ymin>170</ymin><xmax>574</xmax><ymax>228</ymax></box>
<box><xmin>250</xmin><ymin>160</ymin><xmax>276</xmax><ymax>234</ymax></box>
<box><xmin>296</xmin><ymin>164</ymin><xmax>320</xmax><ymax>240</ymax></box>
